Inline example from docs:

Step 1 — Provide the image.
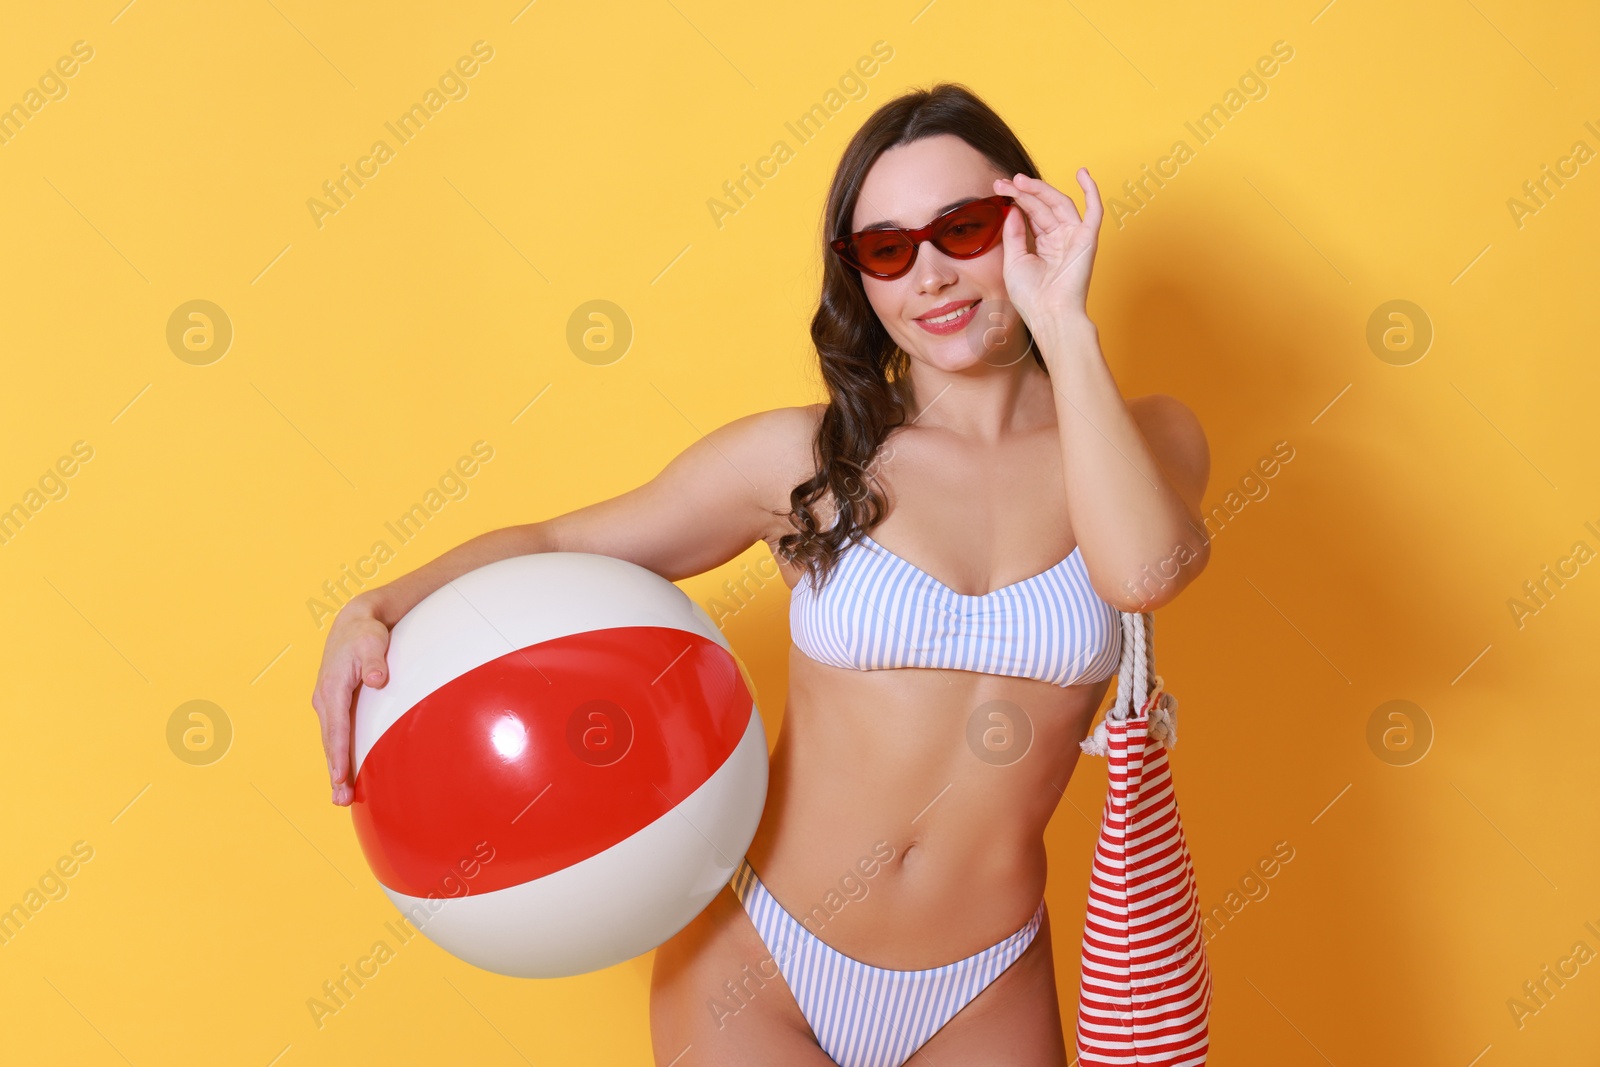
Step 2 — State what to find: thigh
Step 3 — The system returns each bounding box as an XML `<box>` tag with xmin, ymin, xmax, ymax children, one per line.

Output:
<box><xmin>914</xmin><ymin>902</ymin><xmax>1070</xmax><ymax>1066</ymax></box>
<box><xmin>649</xmin><ymin>881</ymin><xmax>835</xmax><ymax>1067</ymax></box>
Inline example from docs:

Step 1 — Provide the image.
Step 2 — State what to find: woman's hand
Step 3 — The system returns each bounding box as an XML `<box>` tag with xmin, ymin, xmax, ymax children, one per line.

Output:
<box><xmin>993</xmin><ymin>168</ymin><xmax>1103</xmax><ymax>334</ymax></box>
<box><xmin>310</xmin><ymin>597</ymin><xmax>394</xmax><ymax>806</ymax></box>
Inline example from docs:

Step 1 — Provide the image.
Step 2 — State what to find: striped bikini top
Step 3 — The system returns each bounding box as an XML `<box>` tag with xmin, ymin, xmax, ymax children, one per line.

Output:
<box><xmin>788</xmin><ymin>530</ymin><xmax>1123</xmax><ymax>688</ymax></box>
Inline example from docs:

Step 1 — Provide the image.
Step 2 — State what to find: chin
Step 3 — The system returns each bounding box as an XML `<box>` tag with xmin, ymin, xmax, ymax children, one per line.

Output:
<box><xmin>915</xmin><ymin>343</ymin><xmax>988</xmax><ymax>371</ymax></box>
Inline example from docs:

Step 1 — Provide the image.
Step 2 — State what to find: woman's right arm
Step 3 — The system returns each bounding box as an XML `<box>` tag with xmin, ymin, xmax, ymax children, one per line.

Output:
<box><xmin>310</xmin><ymin>405</ymin><xmax>814</xmax><ymax>805</ymax></box>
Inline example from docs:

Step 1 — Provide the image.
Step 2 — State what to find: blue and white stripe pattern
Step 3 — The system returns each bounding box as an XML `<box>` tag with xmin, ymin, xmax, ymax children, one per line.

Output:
<box><xmin>789</xmin><ymin>532</ymin><xmax>1122</xmax><ymax>687</ymax></box>
<box><xmin>731</xmin><ymin>858</ymin><xmax>1046</xmax><ymax>1067</ymax></box>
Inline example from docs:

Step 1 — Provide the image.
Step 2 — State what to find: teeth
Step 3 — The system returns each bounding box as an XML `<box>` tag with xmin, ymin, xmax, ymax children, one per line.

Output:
<box><xmin>926</xmin><ymin>302</ymin><xmax>973</xmax><ymax>324</ymax></box>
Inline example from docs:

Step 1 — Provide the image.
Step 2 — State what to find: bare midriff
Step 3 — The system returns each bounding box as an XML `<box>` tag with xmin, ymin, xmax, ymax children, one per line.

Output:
<box><xmin>741</xmin><ymin>573</ymin><xmax>1115</xmax><ymax>971</ymax></box>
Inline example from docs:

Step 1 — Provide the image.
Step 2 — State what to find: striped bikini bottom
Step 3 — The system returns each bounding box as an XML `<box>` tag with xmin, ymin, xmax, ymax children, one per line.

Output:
<box><xmin>729</xmin><ymin>857</ymin><xmax>1046</xmax><ymax>1067</ymax></box>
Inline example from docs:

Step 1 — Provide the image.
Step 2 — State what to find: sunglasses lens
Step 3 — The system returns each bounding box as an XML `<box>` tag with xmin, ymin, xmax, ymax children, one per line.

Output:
<box><xmin>935</xmin><ymin>201</ymin><xmax>1006</xmax><ymax>256</ymax></box>
<box><xmin>834</xmin><ymin>197</ymin><xmax>1012</xmax><ymax>278</ymax></box>
<box><xmin>846</xmin><ymin>232</ymin><xmax>914</xmax><ymax>277</ymax></box>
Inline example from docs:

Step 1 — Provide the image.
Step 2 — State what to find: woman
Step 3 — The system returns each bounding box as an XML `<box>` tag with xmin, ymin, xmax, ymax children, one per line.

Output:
<box><xmin>312</xmin><ymin>82</ymin><xmax>1210</xmax><ymax>1066</ymax></box>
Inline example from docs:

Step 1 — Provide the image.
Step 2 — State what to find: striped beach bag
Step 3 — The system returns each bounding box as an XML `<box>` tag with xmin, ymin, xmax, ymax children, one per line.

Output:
<box><xmin>1074</xmin><ymin>609</ymin><xmax>1212</xmax><ymax>1064</ymax></box>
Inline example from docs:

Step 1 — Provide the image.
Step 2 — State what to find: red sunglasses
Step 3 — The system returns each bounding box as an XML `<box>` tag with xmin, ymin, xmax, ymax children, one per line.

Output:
<box><xmin>830</xmin><ymin>195</ymin><xmax>1016</xmax><ymax>280</ymax></box>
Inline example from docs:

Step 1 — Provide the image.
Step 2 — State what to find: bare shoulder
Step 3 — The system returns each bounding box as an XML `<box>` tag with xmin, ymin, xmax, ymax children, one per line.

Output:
<box><xmin>728</xmin><ymin>402</ymin><xmax>825</xmax><ymax>544</ymax></box>
<box><xmin>1128</xmin><ymin>393</ymin><xmax>1209</xmax><ymax>518</ymax></box>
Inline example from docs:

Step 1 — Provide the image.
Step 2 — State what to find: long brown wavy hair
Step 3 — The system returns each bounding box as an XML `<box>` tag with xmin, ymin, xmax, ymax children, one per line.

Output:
<box><xmin>777</xmin><ymin>82</ymin><xmax>1048</xmax><ymax>592</ymax></box>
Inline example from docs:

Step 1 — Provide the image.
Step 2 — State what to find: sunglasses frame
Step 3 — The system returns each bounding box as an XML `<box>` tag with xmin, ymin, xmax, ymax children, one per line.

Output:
<box><xmin>830</xmin><ymin>194</ymin><xmax>1017</xmax><ymax>280</ymax></box>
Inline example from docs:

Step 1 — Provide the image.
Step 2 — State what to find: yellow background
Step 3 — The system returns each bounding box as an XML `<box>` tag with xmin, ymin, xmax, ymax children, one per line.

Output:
<box><xmin>2</xmin><ymin>0</ymin><xmax>1596</xmax><ymax>1063</ymax></box>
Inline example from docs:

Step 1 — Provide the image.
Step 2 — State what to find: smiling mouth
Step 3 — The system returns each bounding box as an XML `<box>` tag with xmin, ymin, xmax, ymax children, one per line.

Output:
<box><xmin>919</xmin><ymin>300</ymin><xmax>979</xmax><ymax>324</ymax></box>
<box><xmin>915</xmin><ymin>301</ymin><xmax>981</xmax><ymax>334</ymax></box>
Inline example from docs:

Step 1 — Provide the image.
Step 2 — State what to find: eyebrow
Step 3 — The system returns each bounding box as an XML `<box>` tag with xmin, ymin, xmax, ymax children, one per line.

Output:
<box><xmin>858</xmin><ymin>196</ymin><xmax>982</xmax><ymax>233</ymax></box>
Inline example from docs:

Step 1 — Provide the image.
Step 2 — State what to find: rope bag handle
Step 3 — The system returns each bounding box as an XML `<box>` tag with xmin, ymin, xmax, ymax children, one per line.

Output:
<box><xmin>1078</xmin><ymin>610</ymin><xmax>1179</xmax><ymax>757</ymax></box>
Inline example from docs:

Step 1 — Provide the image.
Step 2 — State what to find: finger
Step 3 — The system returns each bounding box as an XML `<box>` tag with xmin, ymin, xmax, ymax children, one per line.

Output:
<box><xmin>1005</xmin><ymin>172</ymin><xmax>1082</xmax><ymax>227</ymax></box>
<box><xmin>993</xmin><ymin>174</ymin><xmax>1057</xmax><ymax>229</ymax></box>
<box><xmin>311</xmin><ymin>689</ymin><xmax>337</xmax><ymax>781</ymax></box>
<box><xmin>361</xmin><ymin>649</ymin><xmax>387</xmax><ymax>689</ymax></box>
<box><xmin>996</xmin><ymin>178</ymin><xmax>1061</xmax><ymax>236</ymax></box>
<box><xmin>333</xmin><ymin>638</ymin><xmax>388</xmax><ymax>780</ymax></box>
<box><xmin>315</xmin><ymin>698</ymin><xmax>351</xmax><ymax>808</ymax></box>
<box><xmin>321</xmin><ymin>667</ymin><xmax>357</xmax><ymax>788</ymax></box>
<box><xmin>1000</xmin><ymin>196</ymin><xmax>1033</xmax><ymax>268</ymax></box>
<box><xmin>1078</xmin><ymin>167</ymin><xmax>1104</xmax><ymax>232</ymax></box>
<box><xmin>1026</xmin><ymin>172</ymin><xmax>1085</xmax><ymax>227</ymax></box>
<box><xmin>318</xmin><ymin>683</ymin><xmax>349</xmax><ymax>788</ymax></box>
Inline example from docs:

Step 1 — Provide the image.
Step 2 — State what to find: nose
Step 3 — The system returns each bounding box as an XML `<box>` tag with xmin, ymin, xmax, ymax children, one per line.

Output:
<box><xmin>911</xmin><ymin>240</ymin><xmax>959</xmax><ymax>292</ymax></box>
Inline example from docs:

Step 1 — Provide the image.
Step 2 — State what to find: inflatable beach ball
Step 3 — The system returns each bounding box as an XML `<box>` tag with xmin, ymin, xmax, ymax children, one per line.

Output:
<box><xmin>349</xmin><ymin>552</ymin><xmax>768</xmax><ymax>979</ymax></box>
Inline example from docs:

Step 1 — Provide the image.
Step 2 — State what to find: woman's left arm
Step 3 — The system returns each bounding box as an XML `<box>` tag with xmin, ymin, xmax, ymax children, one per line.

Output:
<box><xmin>994</xmin><ymin>169</ymin><xmax>1211</xmax><ymax>612</ymax></box>
<box><xmin>1040</xmin><ymin>319</ymin><xmax>1211</xmax><ymax>612</ymax></box>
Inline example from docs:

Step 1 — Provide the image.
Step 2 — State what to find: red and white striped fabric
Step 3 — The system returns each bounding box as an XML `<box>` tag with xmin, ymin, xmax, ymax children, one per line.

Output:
<box><xmin>1075</xmin><ymin>610</ymin><xmax>1212</xmax><ymax>1065</ymax></box>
